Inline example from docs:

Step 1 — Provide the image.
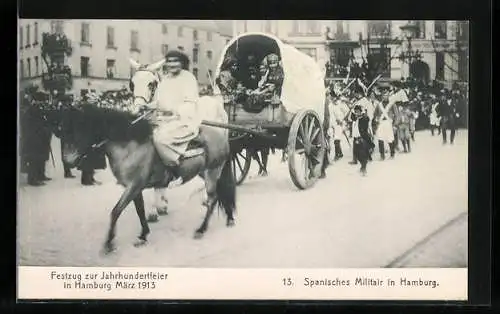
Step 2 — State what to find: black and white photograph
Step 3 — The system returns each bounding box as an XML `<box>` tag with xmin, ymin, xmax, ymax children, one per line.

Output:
<box><xmin>17</xmin><ymin>19</ymin><xmax>470</xmax><ymax>299</ymax></box>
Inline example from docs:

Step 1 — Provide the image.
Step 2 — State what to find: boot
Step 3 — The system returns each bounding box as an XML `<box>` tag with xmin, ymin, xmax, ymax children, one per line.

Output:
<box><xmin>64</xmin><ymin>164</ymin><xmax>75</xmax><ymax>178</ymax></box>
<box><xmin>27</xmin><ymin>161</ymin><xmax>45</xmax><ymax>186</ymax></box>
<box><xmin>378</xmin><ymin>140</ymin><xmax>385</xmax><ymax>160</ymax></box>
<box><xmin>334</xmin><ymin>140</ymin><xmax>343</xmax><ymax>160</ymax></box>
<box><xmin>39</xmin><ymin>163</ymin><xmax>51</xmax><ymax>181</ymax></box>
<box><xmin>402</xmin><ymin>140</ymin><xmax>408</xmax><ymax>153</ymax></box>
<box><xmin>389</xmin><ymin>142</ymin><xmax>395</xmax><ymax>158</ymax></box>
<box><xmin>406</xmin><ymin>139</ymin><xmax>411</xmax><ymax>153</ymax></box>
<box><xmin>360</xmin><ymin>163</ymin><xmax>367</xmax><ymax>176</ymax></box>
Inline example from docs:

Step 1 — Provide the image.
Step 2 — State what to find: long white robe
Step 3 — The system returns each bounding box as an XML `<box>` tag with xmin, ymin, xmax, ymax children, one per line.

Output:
<box><xmin>153</xmin><ymin>70</ymin><xmax>200</xmax><ymax>145</ymax></box>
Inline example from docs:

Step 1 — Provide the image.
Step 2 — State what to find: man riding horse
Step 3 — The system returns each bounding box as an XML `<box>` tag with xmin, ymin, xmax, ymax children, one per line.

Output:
<box><xmin>131</xmin><ymin>50</ymin><xmax>205</xmax><ymax>182</ymax></box>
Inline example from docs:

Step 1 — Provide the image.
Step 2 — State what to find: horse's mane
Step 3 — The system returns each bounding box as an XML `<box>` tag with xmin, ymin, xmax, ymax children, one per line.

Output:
<box><xmin>71</xmin><ymin>105</ymin><xmax>154</xmax><ymax>143</ymax></box>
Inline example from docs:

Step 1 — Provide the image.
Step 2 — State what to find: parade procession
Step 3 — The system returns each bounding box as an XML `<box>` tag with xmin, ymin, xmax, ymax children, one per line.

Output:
<box><xmin>18</xmin><ymin>20</ymin><xmax>468</xmax><ymax>269</ymax></box>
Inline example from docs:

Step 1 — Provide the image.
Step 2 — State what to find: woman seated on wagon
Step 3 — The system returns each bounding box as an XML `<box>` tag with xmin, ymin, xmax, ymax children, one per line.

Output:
<box><xmin>216</xmin><ymin>55</ymin><xmax>247</xmax><ymax>104</ymax></box>
<box><xmin>248</xmin><ymin>53</ymin><xmax>284</xmax><ymax>105</ymax></box>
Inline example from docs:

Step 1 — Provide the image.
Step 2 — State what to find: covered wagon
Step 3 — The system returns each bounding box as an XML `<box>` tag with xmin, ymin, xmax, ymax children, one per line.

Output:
<box><xmin>210</xmin><ymin>32</ymin><xmax>328</xmax><ymax>189</ymax></box>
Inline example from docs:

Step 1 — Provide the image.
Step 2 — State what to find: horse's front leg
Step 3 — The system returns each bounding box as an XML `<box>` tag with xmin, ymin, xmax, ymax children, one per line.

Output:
<box><xmin>147</xmin><ymin>188</ymin><xmax>168</xmax><ymax>223</ymax></box>
<box><xmin>103</xmin><ymin>185</ymin><xmax>142</xmax><ymax>254</ymax></box>
<box><xmin>133</xmin><ymin>191</ymin><xmax>150</xmax><ymax>247</ymax></box>
<box><xmin>194</xmin><ymin>168</ymin><xmax>221</xmax><ymax>239</ymax></box>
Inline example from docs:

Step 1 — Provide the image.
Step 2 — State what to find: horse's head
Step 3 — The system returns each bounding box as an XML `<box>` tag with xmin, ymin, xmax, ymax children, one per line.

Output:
<box><xmin>129</xmin><ymin>58</ymin><xmax>165</xmax><ymax>107</ymax></box>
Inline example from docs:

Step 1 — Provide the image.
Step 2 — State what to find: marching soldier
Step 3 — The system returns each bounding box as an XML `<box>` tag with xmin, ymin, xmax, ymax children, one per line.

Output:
<box><xmin>373</xmin><ymin>92</ymin><xmax>397</xmax><ymax>160</ymax></box>
<box><xmin>328</xmin><ymin>85</ymin><xmax>350</xmax><ymax>161</ymax></box>
<box><xmin>349</xmin><ymin>104</ymin><xmax>372</xmax><ymax>176</ymax></box>
<box><xmin>394</xmin><ymin>101</ymin><xmax>413</xmax><ymax>153</ymax></box>
<box><xmin>437</xmin><ymin>89</ymin><xmax>459</xmax><ymax>145</ymax></box>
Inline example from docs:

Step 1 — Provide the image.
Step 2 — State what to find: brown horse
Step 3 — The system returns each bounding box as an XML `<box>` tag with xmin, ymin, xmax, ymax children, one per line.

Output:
<box><xmin>61</xmin><ymin>71</ymin><xmax>236</xmax><ymax>255</ymax></box>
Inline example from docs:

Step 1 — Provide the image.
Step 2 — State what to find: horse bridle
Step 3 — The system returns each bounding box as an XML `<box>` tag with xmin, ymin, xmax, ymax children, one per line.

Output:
<box><xmin>129</xmin><ymin>68</ymin><xmax>162</xmax><ymax>105</ymax></box>
<box><xmin>71</xmin><ymin>69</ymin><xmax>162</xmax><ymax>166</ymax></box>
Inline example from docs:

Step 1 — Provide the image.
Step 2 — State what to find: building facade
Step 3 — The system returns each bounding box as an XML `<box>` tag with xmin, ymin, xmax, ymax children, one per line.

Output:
<box><xmin>233</xmin><ymin>20</ymin><xmax>469</xmax><ymax>87</ymax></box>
<box><xmin>233</xmin><ymin>20</ymin><xmax>331</xmax><ymax>72</ymax></box>
<box><xmin>18</xmin><ymin>19</ymin><xmax>231</xmax><ymax>95</ymax></box>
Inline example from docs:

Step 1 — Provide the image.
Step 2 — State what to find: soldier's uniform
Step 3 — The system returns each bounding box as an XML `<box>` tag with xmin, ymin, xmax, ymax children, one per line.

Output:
<box><xmin>373</xmin><ymin>96</ymin><xmax>397</xmax><ymax>160</ymax></box>
<box><xmin>20</xmin><ymin>91</ymin><xmax>53</xmax><ymax>186</ymax></box>
<box><xmin>350</xmin><ymin>105</ymin><xmax>372</xmax><ymax>176</ymax></box>
<box><xmin>437</xmin><ymin>91</ymin><xmax>459</xmax><ymax>144</ymax></box>
<box><xmin>394</xmin><ymin>103</ymin><xmax>413</xmax><ymax>153</ymax></box>
<box><xmin>328</xmin><ymin>92</ymin><xmax>350</xmax><ymax>160</ymax></box>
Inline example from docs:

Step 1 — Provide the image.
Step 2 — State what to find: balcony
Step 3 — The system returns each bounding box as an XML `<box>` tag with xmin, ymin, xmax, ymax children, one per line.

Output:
<box><xmin>41</xmin><ymin>32</ymin><xmax>73</xmax><ymax>58</ymax></box>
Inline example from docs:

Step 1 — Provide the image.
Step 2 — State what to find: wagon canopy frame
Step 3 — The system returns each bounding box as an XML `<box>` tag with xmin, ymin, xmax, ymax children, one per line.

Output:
<box><xmin>214</xmin><ymin>32</ymin><xmax>327</xmax><ymax>124</ymax></box>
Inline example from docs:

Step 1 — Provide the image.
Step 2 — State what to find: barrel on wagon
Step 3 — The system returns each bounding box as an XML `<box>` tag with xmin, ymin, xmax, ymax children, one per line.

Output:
<box><xmin>213</xmin><ymin>32</ymin><xmax>328</xmax><ymax>189</ymax></box>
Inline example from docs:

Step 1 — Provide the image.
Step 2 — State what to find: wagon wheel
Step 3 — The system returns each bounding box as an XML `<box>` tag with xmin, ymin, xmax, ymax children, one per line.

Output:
<box><xmin>231</xmin><ymin>149</ymin><xmax>252</xmax><ymax>185</ymax></box>
<box><xmin>287</xmin><ymin>109</ymin><xmax>326</xmax><ymax>190</ymax></box>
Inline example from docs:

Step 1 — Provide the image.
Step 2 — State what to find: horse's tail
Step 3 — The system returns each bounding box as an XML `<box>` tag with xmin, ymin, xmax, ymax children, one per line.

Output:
<box><xmin>216</xmin><ymin>159</ymin><xmax>237</xmax><ymax>216</ymax></box>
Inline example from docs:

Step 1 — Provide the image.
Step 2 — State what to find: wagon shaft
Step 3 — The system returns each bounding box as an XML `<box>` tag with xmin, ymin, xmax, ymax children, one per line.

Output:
<box><xmin>201</xmin><ymin>120</ymin><xmax>280</xmax><ymax>141</ymax></box>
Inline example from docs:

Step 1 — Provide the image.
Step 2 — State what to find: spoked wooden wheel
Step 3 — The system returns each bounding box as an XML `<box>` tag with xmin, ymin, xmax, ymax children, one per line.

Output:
<box><xmin>287</xmin><ymin>109</ymin><xmax>326</xmax><ymax>190</ymax></box>
<box><xmin>231</xmin><ymin>148</ymin><xmax>252</xmax><ymax>185</ymax></box>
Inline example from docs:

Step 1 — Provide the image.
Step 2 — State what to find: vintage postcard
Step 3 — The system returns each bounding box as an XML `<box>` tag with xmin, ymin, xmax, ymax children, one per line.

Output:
<box><xmin>17</xmin><ymin>19</ymin><xmax>469</xmax><ymax>300</ymax></box>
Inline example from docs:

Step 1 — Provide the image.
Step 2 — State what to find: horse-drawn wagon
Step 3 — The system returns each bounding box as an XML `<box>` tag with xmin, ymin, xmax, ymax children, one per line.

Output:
<box><xmin>209</xmin><ymin>32</ymin><xmax>328</xmax><ymax>189</ymax></box>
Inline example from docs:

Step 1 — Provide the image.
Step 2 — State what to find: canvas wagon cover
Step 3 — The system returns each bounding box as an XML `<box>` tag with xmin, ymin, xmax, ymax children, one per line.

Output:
<box><xmin>214</xmin><ymin>32</ymin><xmax>326</xmax><ymax>123</ymax></box>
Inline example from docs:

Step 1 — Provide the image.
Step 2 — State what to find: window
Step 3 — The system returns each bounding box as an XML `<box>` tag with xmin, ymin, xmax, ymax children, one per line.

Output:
<box><xmin>305</xmin><ymin>20</ymin><xmax>319</xmax><ymax>34</ymax></box>
<box><xmin>291</xmin><ymin>21</ymin><xmax>321</xmax><ymax>35</ymax></box>
<box><xmin>292</xmin><ymin>21</ymin><xmax>299</xmax><ymax>34</ymax></box>
<box><xmin>336</xmin><ymin>21</ymin><xmax>344</xmax><ymax>35</ymax></box>
<box><xmin>368</xmin><ymin>47</ymin><xmax>391</xmax><ymax>78</ymax></box>
<box><xmin>193</xmin><ymin>68</ymin><xmax>198</xmax><ymax>80</ymax></box>
<box><xmin>20</xmin><ymin>60</ymin><xmax>24</xmax><ymax>79</ymax></box>
<box><xmin>434</xmin><ymin>21</ymin><xmax>447</xmax><ymax>39</ymax></box>
<box><xmin>331</xmin><ymin>47</ymin><xmax>352</xmax><ymax>67</ymax></box>
<box><xmin>206</xmin><ymin>50</ymin><xmax>213</xmax><ymax>60</ymax></box>
<box><xmin>416</xmin><ymin>21</ymin><xmax>426</xmax><ymax>39</ymax></box>
<box><xmin>192</xmin><ymin>46</ymin><xmax>199</xmax><ymax>63</ymax></box>
<box><xmin>19</xmin><ymin>27</ymin><xmax>23</xmax><ymax>49</ymax></box>
<box><xmin>457</xmin><ymin>21</ymin><xmax>468</xmax><ymax>40</ymax></box>
<box><xmin>26</xmin><ymin>24</ymin><xmax>31</xmax><ymax>47</ymax></box>
<box><xmin>367</xmin><ymin>20</ymin><xmax>392</xmax><ymax>37</ymax></box>
<box><xmin>162</xmin><ymin>24</ymin><xmax>168</xmax><ymax>34</ymax></box>
<box><xmin>130</xmin><ymin>30</ymin><xmax>139</xmax><ymax>51</ymax></box>
<box><xmin>162</xmin><ymin>44</ymin><xmax>169</xmax><ymax>56</ymax></box>
<box><xmin>27</xmin><ymin>58</ymin><xmax>31</xmax><ymax>77</ymax></box>
<box><xmin>51</xmin><ymin>20</ymin><xmax>64</xmax><ymax>34</ymax></box>
<box><xmin>177</xmin><ymin>26</ymin><xmax>183</xmax><ymax>37</ymax></box>
<box><xmin>34</xmin><ymin>56</ymin><xmax>39</xmax><ymax>76</ymax></box>
<box><xmin>106</xmin><ymin>59</ymin><xmax>116</xmax><ymax>79</ymax></box>
<box><xmin>81</xmin><ymin>22</ymin><xmax>90</xmax><ymax>43</ymax></box>
<box><xmin>80</xmin><ymin>56</ymin><xmax>89</xmax><ymax>77</ymax></box>
<box><xmin>33</xmin><ymin>22</ymin><xmax>39</xmax><ymax>45</ymax></box>
<box><xmin>193</xmin><ymin>30</ymin><xmax>198</xmax><ymax>40</ymax></box>
<box><xmin>264</xmin><ymin>21</ymin><xmax>272</xmax><ymax>33</ymax></box>
<box><xmin>177</xmin><ymin>46</ymin><xmax>184</xmax><ymax>51</ymax></box>
<box><xmin>106</xmin><ymin>26</ymin><xmax>115</xmax><ymax>47</ymax></box>
<box><xmin>435</xmin><ymin>51</ymin><xmax>445</xmax><ymax>80</ymax></box>
<box><xmin>207</xmin><ymin>31</ymin><xmax>212</xmax><ymax>41</ymax></box>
